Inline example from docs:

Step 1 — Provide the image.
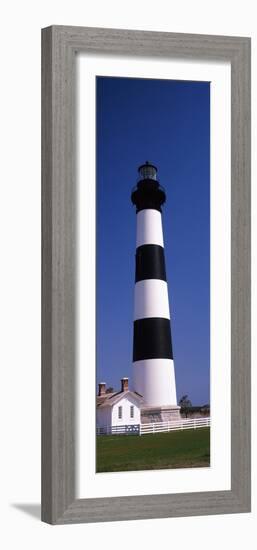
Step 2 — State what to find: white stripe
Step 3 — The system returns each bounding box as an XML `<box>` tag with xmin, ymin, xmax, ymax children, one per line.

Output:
<box><xmin>134</xmin><ymin>279</ymin><xmax>170</xmax><ymax>320</ymax></box>
<box><xmin>136</xmin><ymin>209</ymin><xmax>164</xmax><ymax>247</ymax></box>
<box><xmin>132</xmin><ymin>359</ymin><xmax>177</xmax><ymax>406</ymax></box>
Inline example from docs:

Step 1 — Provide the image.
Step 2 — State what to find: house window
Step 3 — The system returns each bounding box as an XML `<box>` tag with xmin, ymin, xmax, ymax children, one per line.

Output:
<box><xmin>118</xmin><ymin>406</ymin><xmax>122</xmax><ymax>419</ymax></box>
<box><xmin>130</xmin><ymin>406</ymin><xmax>134</xmax><ymax>418</ymax></box>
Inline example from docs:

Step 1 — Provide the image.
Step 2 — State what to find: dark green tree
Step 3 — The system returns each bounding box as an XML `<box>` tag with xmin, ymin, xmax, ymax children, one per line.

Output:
<box><xmin>179</xmin><ymin>395</ymin><xmax>192</xmax><ymax>418</ymax></box>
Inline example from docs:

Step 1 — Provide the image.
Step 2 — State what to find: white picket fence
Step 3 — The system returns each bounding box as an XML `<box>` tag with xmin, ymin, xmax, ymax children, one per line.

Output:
<box><xmin>96</xmin><ymin>424</ymin><xmax>140</xmax><ymax>435</ymax></box>
<box><xmin>96</xmin><ymin>417</ymin><xmax>210</xmax><ymax>436</ymax></box>
<box><xmin>140</xmin><ymin>417</ymin><xmax>210</xmax><ymax>435</ymax></box>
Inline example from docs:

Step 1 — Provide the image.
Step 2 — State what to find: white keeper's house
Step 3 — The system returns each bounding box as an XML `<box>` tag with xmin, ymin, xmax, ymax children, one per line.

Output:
<box><xmin>96</xmin><ymin>378</ymin><xmax>144</xmax><ymax>434</ymax></box>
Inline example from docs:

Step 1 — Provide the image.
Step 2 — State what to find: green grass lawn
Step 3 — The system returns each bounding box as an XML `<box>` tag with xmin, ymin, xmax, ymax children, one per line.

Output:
<box><xmin>96</xmin><ymin>427</ymin><xmax>210</xmax><ymax>472</ymax></box>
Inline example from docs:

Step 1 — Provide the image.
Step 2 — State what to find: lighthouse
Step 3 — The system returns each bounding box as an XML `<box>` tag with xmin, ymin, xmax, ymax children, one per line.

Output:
<box><xmin>131</xmin><ymin>162</ymin><xmax>180</xmax><ymax>423</ymax></box>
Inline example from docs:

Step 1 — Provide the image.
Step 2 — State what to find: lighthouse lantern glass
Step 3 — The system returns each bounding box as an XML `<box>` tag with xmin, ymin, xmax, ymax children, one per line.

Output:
<box><xmin>139</xmin><ymin>164</ymin><xmax>157</xmax><ymax>181</ymax></box>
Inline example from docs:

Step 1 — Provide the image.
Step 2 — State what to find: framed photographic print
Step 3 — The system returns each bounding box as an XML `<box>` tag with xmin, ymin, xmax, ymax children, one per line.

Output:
<box><xmin>41</xmin><ymin>25</ymin><xmax>251</xmax><ymax>524</ymax></box>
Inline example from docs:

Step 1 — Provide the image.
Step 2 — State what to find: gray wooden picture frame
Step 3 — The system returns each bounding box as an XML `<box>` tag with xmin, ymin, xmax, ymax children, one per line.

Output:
<box><xmin>41</xmin><ymin>25</ymin><xmax>251</xmax><ymax>524</ymax></box>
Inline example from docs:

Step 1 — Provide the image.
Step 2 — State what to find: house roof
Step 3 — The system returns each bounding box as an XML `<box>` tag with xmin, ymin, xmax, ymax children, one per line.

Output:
<box><xmin>96</xmin><ymin>392</ymin><xmax>116</xmax><ymax>406</ymax></box>
<box><xmin>97</xmin><ymin>390</ymin><xmax>144</xmax><ymax>409</ymax></box>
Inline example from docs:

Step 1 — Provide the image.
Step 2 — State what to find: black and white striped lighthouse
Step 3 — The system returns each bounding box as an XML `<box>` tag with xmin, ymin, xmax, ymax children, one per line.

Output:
<box><xmin>131</xmin><ymin>162</ymin><xmax>180</xmax><ymax>422</ymax></box>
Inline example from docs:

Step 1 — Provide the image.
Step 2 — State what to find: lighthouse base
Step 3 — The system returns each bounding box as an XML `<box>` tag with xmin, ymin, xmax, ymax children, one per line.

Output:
<box><xmin>140</xmin><ymin>405</ymin><xmax>181</xmax><ymax>424</ymax></box>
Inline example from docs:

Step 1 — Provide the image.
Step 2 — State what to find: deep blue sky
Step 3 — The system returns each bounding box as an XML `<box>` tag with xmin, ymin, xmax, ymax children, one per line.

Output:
<box><xmin>96</xmin><ymin>76</ymin><xmax>210</xmax><ymax>406</ymax></box>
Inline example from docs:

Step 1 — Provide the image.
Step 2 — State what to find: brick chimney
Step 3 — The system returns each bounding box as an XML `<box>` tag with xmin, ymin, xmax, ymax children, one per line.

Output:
<box><xmin>121</xmin><ymin>377</ymin><xmax>129</xmax><ymax>392</ymax></box>
<box><xmin>98</xmin><ymin>382</ymin><xmax>106</xmax><ymax>396</ymax></box>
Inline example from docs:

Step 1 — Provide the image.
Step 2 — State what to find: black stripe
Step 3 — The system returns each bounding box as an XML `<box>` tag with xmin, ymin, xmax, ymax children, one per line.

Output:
<box><xmin>131</xmin><ymin>181</ymin><xmax>166</xmax><ymax>212</ymax></box>
<box><xmin>133</xmin><ymin>318</ymin><xmax>173</xmax><ymax>361</ymax></box>
<box><xmin>135</xmin><ymin>244</ymin><xmax>166</xmax><ymax>282</ymax></box>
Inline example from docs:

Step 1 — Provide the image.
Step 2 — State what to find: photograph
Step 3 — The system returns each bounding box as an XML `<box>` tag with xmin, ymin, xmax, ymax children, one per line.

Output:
<box><xmin>95</xmin><ymin>75</ymin><xmax>210</xmax><ymax>472</ymax></box>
